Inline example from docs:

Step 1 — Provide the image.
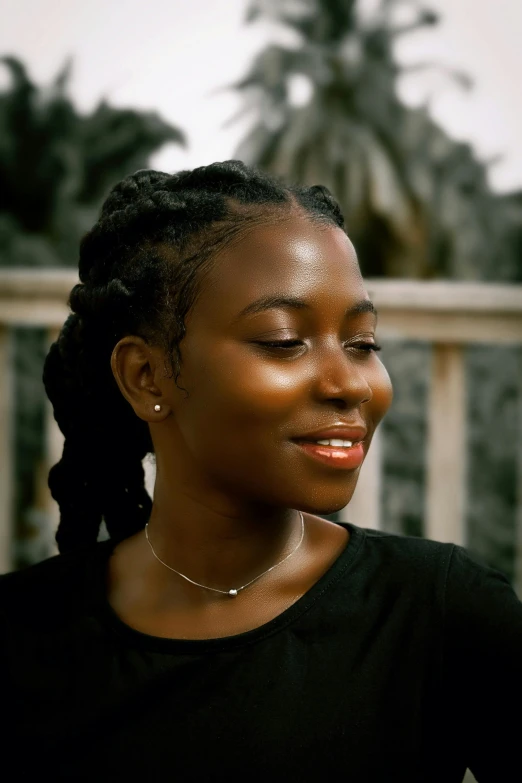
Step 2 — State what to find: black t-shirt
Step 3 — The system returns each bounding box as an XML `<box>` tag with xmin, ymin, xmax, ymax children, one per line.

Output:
<box><xmin>1</xmin><ymin>522</ymin><xmax>521</xmax><ymax>782</ymax></box>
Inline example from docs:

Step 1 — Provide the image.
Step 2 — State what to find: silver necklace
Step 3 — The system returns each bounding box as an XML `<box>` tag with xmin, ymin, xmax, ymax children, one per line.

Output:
<box><xmin>144</xmin><ymin>511</ymin><xmax>305</xmax><ymax>598</ymax></box>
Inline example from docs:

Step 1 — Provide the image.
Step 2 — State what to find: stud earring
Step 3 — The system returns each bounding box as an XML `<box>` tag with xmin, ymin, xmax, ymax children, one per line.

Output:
<box><xmin>154</xmin><ymin>404</ymin><xmax>161</xmax><ymax>412</ymax></box>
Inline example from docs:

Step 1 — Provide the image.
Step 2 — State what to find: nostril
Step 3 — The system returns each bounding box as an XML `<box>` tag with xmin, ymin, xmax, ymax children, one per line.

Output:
<box><xmin>324</xmin><ymin>397</ymin><xmax>350</xmax><ymax>409</ymax></box>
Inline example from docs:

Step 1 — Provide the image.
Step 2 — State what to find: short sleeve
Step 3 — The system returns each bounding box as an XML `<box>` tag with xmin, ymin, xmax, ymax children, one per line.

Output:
<box><xmin>443</xmin><ymin>544</ymin><xmax>522</xmax><ymax>781</ymax></box>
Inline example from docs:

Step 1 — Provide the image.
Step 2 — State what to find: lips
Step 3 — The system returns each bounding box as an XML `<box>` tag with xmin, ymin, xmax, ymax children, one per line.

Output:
<box><xmin>294</xmin><ymin>440</ymin><xmax>366</xmax><ymax>470</ymax></box>
<box><xmin>291</xmin><ymin>424</ymin><xmax>368</xmax><ymax>471</ymax></box>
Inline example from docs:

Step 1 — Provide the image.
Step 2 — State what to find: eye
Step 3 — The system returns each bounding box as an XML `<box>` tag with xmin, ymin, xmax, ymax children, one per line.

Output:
<box><xmin>254</xmin><ymin>340</ymin><xmax>303</xmax><ymax>350</ymax></box>
<box><xmin>345</xmin><ymin>343</ymin><xmax>382</xmax><ymax>353</ymax></box>
<box><xmin>253</xmin><ymin>340</ymin><xmax>382</xmax><ymax>354</ymax></box>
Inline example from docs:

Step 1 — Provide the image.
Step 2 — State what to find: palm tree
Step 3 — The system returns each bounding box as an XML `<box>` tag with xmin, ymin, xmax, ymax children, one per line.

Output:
<box><xmin>232</xmin><ymin>0</ymin><xmax>512</xmax><ymax>281</ymax></box>
<box><xmin>232</xmin><ymin>1</ymin><xmax>521</xmax><ymax>592</ymax></box>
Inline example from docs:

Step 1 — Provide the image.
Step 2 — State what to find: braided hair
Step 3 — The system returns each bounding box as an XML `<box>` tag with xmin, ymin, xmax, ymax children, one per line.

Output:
<box><xmin>43</xmin><ymin>160</ymin><xmax>345</xmax><ymax>553</ymax></box>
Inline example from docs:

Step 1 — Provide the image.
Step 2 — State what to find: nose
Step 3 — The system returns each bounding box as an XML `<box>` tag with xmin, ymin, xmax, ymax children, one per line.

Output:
<box><xmin>311</xmin><ymin>339</ymin><xmax>373</xmax><ymax>408</ymax></box>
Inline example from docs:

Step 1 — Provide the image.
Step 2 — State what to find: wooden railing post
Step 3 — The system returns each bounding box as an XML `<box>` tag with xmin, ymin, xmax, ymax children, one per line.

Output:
<box><xmin>44</xmin><ymin>327</ymin><xmax>63</xmax><ymax>556</ymax></box>
<box><xmin>26</xmin><ymin>328</ymin><xmax>64</xmax><ymax>561</ymax></box>
<box><xmin>425</xmin><ymin>343</ymin><xmax>467</xmax><ymax>546</ymax></box>
<box><xmin>0</xmin><ymin>325</ymin><xmax>14</xmax><ymax>573</ymax></box>
<box><xmin>341</xmin><ymin>424</ymin><xmax>382</xmax><ymax>530</ymax></box>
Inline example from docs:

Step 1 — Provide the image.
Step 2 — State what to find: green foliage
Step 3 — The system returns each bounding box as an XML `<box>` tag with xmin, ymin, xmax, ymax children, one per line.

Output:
<box><xmin>0</xmin><ymin>56</ymin><xmax>186</xmax><ymax>568</ymax></box>
<box><xmin>233</xmin><ymin>0</ymin><xmax>518</xmax><ymax>281</ymax></box>
<box><xmin>0</xmin><ymin>56</ymin><xmax>186</xmax><ymax>267</ymax></box>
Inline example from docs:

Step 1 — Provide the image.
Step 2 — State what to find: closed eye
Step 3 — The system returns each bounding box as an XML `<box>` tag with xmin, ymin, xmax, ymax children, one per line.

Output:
<box><xmin>255</xmin><ymin>340</ymin><xmax>303</xmax><ymax>349</ymax></box>
<box><xmin>351</xmin><ymin>342</ymin><xmax>382</xmax><ymax>353</ymax></box>
<box><xmin>254</xmin><ymin>340</ymin><xmax>382</xmax><ymax>352</ymax></box>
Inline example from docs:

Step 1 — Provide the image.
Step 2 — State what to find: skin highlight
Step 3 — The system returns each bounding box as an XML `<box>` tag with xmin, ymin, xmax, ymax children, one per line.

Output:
<box><xmin>108</xmin><ymin>213</ymin><xmax>393</xmax><ymax>639</ymax></box>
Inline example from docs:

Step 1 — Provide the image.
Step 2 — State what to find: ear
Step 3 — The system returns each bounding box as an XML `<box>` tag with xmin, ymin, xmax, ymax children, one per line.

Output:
<box><xmin>110</xmin><ymin>336</ymin><xmax>171</xmax><ymax>422</ymax></box>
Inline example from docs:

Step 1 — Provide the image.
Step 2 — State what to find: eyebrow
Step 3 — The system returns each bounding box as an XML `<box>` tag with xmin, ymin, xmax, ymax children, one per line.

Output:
<box><xmin>235</xmin><ymin>295</ymin><xmax>378</xmax><ymax>321</ymax></box>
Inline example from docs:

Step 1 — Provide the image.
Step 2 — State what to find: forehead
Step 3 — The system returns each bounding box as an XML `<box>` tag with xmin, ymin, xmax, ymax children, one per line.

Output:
<box><xmin>197</xmin><ymin>215</ymin><xmax>366</xmax><ymax>322</ymax></box>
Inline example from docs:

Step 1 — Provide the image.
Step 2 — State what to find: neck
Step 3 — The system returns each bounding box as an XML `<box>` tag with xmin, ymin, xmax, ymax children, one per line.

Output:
<box><xmin>144</xmin><ymin>480</ymin><xmax>302</xmax><ymax>594</ymax></box>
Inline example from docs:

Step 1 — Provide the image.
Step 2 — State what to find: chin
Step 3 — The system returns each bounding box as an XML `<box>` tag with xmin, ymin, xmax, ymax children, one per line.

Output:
<box><xmin>297</xmin><ymin>492</ymin><xmax>355</xmax><ymax>517</ymax></box>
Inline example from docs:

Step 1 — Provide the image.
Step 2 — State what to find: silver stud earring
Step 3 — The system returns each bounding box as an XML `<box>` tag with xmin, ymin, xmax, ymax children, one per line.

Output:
<box><xmin>154</xmin><ymin>404</ymin><xmax>161</xmax><ymax>412</ymax></box>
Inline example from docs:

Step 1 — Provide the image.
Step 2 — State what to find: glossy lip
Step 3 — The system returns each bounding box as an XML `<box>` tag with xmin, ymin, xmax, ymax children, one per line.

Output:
<box><xmin>294</xmin><ymin>440</ymin><xmax>366</xmax><ymax>470</ymax></box>
<box><xmin>290</xmin><ymin>424</ymin><xmax>368</xmax><ymax>471</ymax></box>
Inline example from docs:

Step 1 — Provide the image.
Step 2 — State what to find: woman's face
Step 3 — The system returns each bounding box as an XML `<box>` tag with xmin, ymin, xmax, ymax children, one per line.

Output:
<box><xmin>165</xmin><ymin>213</ymin><xmax>393</xmax><ymax>515</ymax></box>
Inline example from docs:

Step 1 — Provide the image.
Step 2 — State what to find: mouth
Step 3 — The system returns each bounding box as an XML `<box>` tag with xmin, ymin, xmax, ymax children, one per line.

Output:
<box><xmin>292</xmin><ymin>438</ymin><xmax>366</xmax><ymax>470</ymax></box>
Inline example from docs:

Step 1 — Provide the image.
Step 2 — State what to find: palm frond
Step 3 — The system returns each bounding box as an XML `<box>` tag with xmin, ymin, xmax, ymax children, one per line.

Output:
<box><xmin>0</xmin><ymin>57</ymin><xmax>186</xmax><ymax>266</ymax></box>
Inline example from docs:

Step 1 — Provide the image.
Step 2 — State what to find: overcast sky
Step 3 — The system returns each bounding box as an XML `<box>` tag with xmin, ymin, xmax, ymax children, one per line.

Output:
<box><xmin>1</xmin><ymin>0</ymin><xmax>521</xmax><ymax>192</ymax></box>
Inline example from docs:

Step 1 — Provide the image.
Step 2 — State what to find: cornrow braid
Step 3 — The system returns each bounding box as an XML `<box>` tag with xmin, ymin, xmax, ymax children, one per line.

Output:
<box><xmin>43</xmin><ymin>160</ymin><xmax>346</xmax><ymax>553</ymax></box>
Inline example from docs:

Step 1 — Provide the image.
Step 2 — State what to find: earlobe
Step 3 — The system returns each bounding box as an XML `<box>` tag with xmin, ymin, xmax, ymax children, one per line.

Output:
<box><xmin>110</xmin><ymin>336</ymin><xmax>169</xmax><ymax>422</ymax></box>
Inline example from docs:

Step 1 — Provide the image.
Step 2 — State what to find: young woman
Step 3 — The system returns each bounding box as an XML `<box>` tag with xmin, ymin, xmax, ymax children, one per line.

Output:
<box><xmin>1</xmin><ymin>161</ymin><xmax>521</xmax><ymax>782</ymax></box>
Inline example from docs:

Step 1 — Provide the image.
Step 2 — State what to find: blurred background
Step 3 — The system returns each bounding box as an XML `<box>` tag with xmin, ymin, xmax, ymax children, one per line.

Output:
<box><xmin>1</xmin><ymin>0</ymin><xmax>521</xmax><ymax>593</ymax></box>
<box><xmin>1</xmin><ymin>6</ymin><xmax>521</xmax><ymax>779</ymax></box>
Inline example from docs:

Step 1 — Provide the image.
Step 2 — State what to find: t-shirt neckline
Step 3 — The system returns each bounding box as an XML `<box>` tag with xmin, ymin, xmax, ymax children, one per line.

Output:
<box><xmin>88</xmin><ymin>520</ymin><xmax>366</xmax><ymax>654</ymax></box>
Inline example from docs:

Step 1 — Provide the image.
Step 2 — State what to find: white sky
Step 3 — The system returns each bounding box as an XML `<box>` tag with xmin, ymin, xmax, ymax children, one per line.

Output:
<box><xmin>1</xmin><ymin>0</ymin><xmax>521</xmax><ymax>192</ymax></box>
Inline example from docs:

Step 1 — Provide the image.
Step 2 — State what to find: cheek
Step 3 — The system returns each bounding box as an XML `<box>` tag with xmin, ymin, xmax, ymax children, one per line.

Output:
<box><xmin>175</xmin><ymin>350</ymin><xmax>304</xmax><ymax>483</ymax></box>
<box><xmin>176</xmin><ymin>347</ymin><xmax>302</xmax><ymax>457</ymax></box>
<box><xmin>190</xmin><ymin>352</ymin><xmax>304</xmax><ymax>427</ymax></box>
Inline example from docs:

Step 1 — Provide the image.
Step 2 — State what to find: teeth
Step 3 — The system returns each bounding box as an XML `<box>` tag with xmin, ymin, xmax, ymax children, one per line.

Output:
<box><xmin>316</xmin><ymin>439</ymin><xmax>354</xmax><ymax>447</ymax></box>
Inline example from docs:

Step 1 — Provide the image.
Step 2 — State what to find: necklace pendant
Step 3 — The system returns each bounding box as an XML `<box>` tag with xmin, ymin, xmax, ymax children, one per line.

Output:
<box><xmin>228</xmin><ymin>589</ymin><xmax>238</xmax><ymax>597</ymax></box>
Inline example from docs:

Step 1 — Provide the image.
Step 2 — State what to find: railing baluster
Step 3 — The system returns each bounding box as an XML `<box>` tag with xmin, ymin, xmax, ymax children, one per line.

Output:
<box><xmin>0</xmin><ymin>325</ymin><xmax>14</xmax><ymax>573</ymax></box>
<box><xmin>341</xmin><ymin>424</ymin><xmax>382</xmax><ymax>530</ymax></box>
<box><xmin>425</xmin><ymin>343</ymin><xmax>467</xmax><ymax>546</ymax></box>
<box><xmin>44</xmin><ymin>327</ymin><xmax>63</xmax><ymax>556</ymax></box>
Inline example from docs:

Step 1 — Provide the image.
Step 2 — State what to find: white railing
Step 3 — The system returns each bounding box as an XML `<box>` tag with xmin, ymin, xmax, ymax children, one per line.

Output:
<box><xmin>1</xmin><ymin>270</ymin><xmax>522</xmax><ymax>594</ymax></box>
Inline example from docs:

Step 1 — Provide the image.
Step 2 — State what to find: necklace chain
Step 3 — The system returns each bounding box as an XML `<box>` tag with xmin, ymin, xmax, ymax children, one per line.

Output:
<box><xmin>144</xmin><ymin>512</ymin><xmax>305</xmax><ymax>597</ymax></box>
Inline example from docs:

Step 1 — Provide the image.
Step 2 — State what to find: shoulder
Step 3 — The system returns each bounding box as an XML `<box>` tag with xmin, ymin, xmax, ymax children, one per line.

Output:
<box><xmin>0</xmin><ymin>544</ymin><xmax>99</xmax><ymax>598</ymax></box>
<box><xmin>0</xmin><ymin>541</ymin><xmax>112</xmax><ymax>632</ymax></box>
<box><xmin>355</xmin><ymin>524</ymin><xmax>521</xmax><ymax>611</ymax></box>
<box><xmin>442</xmin><ymin>542</ymin><xmax>522</xmax><ymax>641</ymax></box>
<box><xmin>351</xmin><ymin>524</ymin><xmax>456</xmax><ymax>583</ymax></box>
